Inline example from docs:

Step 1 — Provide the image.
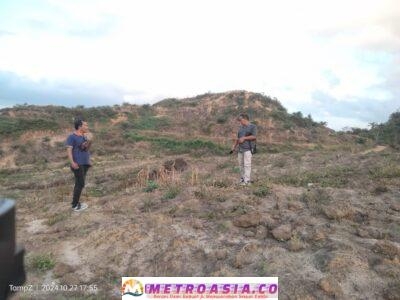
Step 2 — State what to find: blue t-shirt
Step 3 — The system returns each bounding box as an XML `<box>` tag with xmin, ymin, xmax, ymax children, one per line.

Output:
<box><xmin>66</xmin><ymin>133</ymin><xmax>91</xmax><ymax>165</ymax></box>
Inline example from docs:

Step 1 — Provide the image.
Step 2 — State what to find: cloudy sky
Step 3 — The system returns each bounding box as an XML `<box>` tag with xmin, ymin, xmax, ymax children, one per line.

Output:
<box><xmin>0</xmin><ymin>0</ymin><xmax>399</xmax><ymax>130</ymax></box>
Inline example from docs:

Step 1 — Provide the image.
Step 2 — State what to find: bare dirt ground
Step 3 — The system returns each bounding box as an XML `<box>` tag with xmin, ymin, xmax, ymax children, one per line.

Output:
<box><xmin>2</xmin><ymin>146</ymin><xmax>400</xmax><ymax>299</ymax></box>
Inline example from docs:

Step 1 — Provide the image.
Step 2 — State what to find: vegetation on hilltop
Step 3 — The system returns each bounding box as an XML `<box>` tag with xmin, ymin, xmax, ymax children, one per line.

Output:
<box><xmin>0</xmin><ymin>104</ymin><xmax>117</xmax><ymax>137</ymax></box>
<box><xmin>343</xmin><ymin>111</ymin><xmax>400</xmax><ymax>148</ymax></box>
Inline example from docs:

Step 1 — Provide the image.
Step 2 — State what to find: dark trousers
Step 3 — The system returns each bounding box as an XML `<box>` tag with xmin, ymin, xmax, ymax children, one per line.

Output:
<box><xmin>71</xmin><ymin>165</ymin><xmax>90</xmax><ymax>207</ymax></box>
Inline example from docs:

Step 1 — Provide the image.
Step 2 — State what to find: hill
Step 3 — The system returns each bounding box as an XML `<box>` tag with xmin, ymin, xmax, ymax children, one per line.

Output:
<box><xmin>0</xmin><ymin>90</ymin><xmax>361</xmax><ymax>168</ymax></box>
<box><xmin>1</xmin><ymin>91</ymin><xmax>400</xmax><ymax>299</ymax></box>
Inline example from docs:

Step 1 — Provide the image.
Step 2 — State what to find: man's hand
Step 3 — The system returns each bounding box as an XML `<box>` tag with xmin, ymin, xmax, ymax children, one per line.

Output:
<box><xmin>71</xmin><ymin>162</ymin><xmax>79</xmax><ymax>169</ymax></box>
<box><xmin>85</xmin><ymin>132</ymin><xmax>93</xmax><ymax>141</ymax></box>
<box><xmin>238</xmin><ymin>137</ymin><xmax>246</xmax><ymax>144</ymax></box>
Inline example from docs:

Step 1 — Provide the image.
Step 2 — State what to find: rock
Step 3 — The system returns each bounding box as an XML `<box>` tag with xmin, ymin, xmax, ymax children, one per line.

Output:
<box><xmin>233</xmin><ymin>254</ymin><xmax>244</xmax><ymax>269</ymax></box>
<box><xmin>255</xmin><ymin>226</ymin><xmax>268</xmax><ymax>239</ymax></box>
<box><xmin>357</xmin><ymin>227</ymin><xmax>370</xmax><ymax>238</ymax></box>
<box><xmin>232</xmin><ymin>243</ymin><xmax>258</xmax><ymax>269</ymax></box>
<box><xmin>322</xmin><ymin>205</ymin><xmax>351</xmax><ymax>220</ymax></box>
<box><xmin>319</xmin><ymin>276</ymin><xmax>343</xmax><ymax>298</ymax></box>
<box><xmin>311</xmin><ymin>228</ymin><xmax>327</xmax><ymax>242</ymax></box>
<box><xmin>190</xmin><ymin>219</ymin><xmax>203</xmax><ymax>229</ymax></box>
<box><xmin>215</xmin><ymin>249</ymin><xmax>228</xmax><ymax>260</ymax></box>
<box><xmin>390</xmin><ymin>202</ymin><xmax>400</xmax><ymax>212</ymax></box>
<box><xmin>373</xmin><ymin>240</ymin><xmax>400</xmax><ymax>259</ymax></box>
<box><xmin>272</xmin><ymin>224</ymin><xmax>292</xmax><ymax>241</ymax></box>
<box><xmin>174</xmin><ymin>158</ymin><xmax>188</xmax><ymax>171</ymax></box>
<box><xmin>244</xmin><ymin>230</ymin><xmax>256</xmax><ymax>237</ymax></box>
<box><xmin>53</xmin><ymin>262</ymin><xmax>74</xmax><ymax>278</ymax></box>
<box><xmin>304</xmin><ymin>216</ymin><xmax>320</xmax><ymax>226</ymax></box>
<box><xmin>288</xmin><ymin>237</ymin><xmax>306</xmax><ymax>252</ymax></box>
<box><xmin>233</xmin><ymin>212</ymin><xmax>261</xmax><ymax>228</ymax></box>
<box><xmin>164</xmin><ymin>158</ymin><xmax>188</xmax><ymax>172</ymax></box>
<box><xmin>259</xmin><ymin>215</ymin><xmax>278</xmax><ymax>229</ymax></box>
<box><xmin>288</xmin><ymin>201</ymin><xmax>304</xmax><ymax>211</ymax></box>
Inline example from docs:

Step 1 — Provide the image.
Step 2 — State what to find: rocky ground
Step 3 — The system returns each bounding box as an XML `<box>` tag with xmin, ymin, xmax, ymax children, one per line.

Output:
<box><xmin>2</xmin><ymin>145</ymin><xmax>400</xmax><ymax>299</ymax></box>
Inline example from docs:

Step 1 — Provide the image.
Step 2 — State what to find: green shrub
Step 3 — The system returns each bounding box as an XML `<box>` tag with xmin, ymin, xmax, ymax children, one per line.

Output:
<box><xmin>31</xmin><ymin>254</ymin><xmax>55</xmax><ymax>271</ymax></box>
<box><xmin>212</xmin><ymin>180</ymin><xmax>229</xmax><ymax>188</ymax></box>
<box><xmin>162</xmin><ymin>186</ymin><xmax>181</xmax><ymax>200</ymax></box>
<box><xmin>125</xmin><ymin>132</ymin><xmax>225</xmax><ymax>155</ymax></box>
<box><xmin>369</xmin><ymin>165</ymin><xmax>400</xmax><ymax>179</ymax></box>
<box><xmin>0</xmin><ymin>117</ymin><xmax>59</xmax><ymax>137</ymax></box>
<box><xmin>217</xmin><ymin>116</ymin><xmax>228</xmax><ymax>124</ymax></box>
<box><xmin>144</xmin><ymin>180</ymin><xmax>158</xmax><ymax>192</ymax></box>
<box><xmin>128</xmin><ymin>116</ymin><xmax>170</xmax><ymax>130</ymax></box>
<box><xmin>141</xmin><ymin>198</ymin><xmax>158</xmax><ymax>212</ymax></box>
<box><xmin>273</xmin><ymin>166</ymin><xmax>354</xmax><ymax>188</ymax></box>
<box><xmin>253</xmin><ymin>186</ymin><xmax>271</xmax><ymax>197</ymax></box>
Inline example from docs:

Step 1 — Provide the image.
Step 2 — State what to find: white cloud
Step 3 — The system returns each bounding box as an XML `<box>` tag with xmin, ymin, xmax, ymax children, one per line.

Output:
<box><xmin>323</xmin><ymin>115</ymin><xmax>370</xmax><ymax>131</ymax></box>
<box><xmin>0</xmin><ymin>0</ymin><xmax>399</xmax><ymax>129</ymax></box>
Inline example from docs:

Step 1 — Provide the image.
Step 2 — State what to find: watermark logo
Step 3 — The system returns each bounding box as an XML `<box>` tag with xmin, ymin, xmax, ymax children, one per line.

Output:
<box><xmin>121</xmin><ymin>277</ymin><xmax>278</xmax><ymax>299</ymax></box>
<box><xmin>121</xmin><ymin>278</ymin><xmax>144</xmax><ymax>297</ymax></box>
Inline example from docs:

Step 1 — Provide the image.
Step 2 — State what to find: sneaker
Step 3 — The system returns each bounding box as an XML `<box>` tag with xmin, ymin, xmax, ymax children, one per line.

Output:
<box><xmin>240</xmin><ymin>181</ymin><xmax>251</xmax><ymax>186</ymax></box>
<box><xmin>238</xmin><ymin>178</ymin><xmax>245</xmax><ymax>184</ymax></box>
<box><xmin>73</xmin><ymin>203</ymin><xmax>88</xmax><ymax>212</ymax></box>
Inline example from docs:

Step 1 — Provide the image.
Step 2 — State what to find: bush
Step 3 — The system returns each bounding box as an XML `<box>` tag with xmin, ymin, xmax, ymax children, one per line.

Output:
<box><xmin>162</xmin><ymin>186</ymin><xmax>181</xmax><ymax>200</ymax></box>
<box><xmin>273</xmin><ymin>166</ymin><xmax>354</xmax><ymax>188</ymax></box>
<box><xmin>253</xmin><ymin>186</ymin><xmax>272</xmax><ymax>197</ymax></box>
<box><xmin>0</xmin><ymin>117</ymin><xmax>59</xmax><ymax>137</ymax></box>
<box><xmin>125</xmin><ymin>132</ymin><xmax>225</xmax><ymax>155</ymax></box>
<box><xmin>144</xmin><ymin>180</ymin><xmax>158</xmax><ymax>192</ymax></box>
<box><xmin>217</xmin><ymin>116</ymin><xmax>228</xmax><ymax>124</ymax></box>
<box><xmin>127</xmin><ymin>116</ymin><xmax>170</xmax><ymax>130</ymax></box>
<box><xmin>369</xmin><ymin>165</ymin><xmax>400</xmax><ymax>179</ymax></box>
<box><xmin>30</xmin><ymin>254</ymin><xmax>55</xmax><ymax>271</ymax></box>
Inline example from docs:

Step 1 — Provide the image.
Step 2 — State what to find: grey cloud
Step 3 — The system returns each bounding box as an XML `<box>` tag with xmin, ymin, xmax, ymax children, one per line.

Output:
<box><xmin>0</xmin><ymin>71</ymin><xmax>127</xmax><ymax>108</ymax></box>
<box><xmin>0</xmin><ymin>30</ymin><xmax>14</xmax><ymax>37</ymax></box>
<box><xmin>304</xmin><ymin>89</ymin><xmax>399</xmax><ymax>127</ymax></box>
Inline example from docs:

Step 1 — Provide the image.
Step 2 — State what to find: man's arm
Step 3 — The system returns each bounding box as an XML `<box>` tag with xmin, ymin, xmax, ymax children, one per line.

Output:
<box><xmin>231</xmin><ymin>137</ymin><xmax>239</xmax><ymax>152</ymax></box>
<box><xmin>239</xmin><ymin>126</ymin><xmax>257</xmax><ymax>143</ymax></box>
<box><xmin>67</xmin><ymin>146</ymin><xmax>79</xmax><ymax>169</ymax></box>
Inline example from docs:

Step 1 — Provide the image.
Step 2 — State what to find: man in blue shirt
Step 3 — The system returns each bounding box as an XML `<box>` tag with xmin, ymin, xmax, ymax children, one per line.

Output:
<box><xmin>66</xmin><ymin>118</ymin><xmax>92</xmax><ymax>211</ymax></box>
<box><xmin>231</xmin><ymin>113</ymin><xmax>257</xmax><ymax>185</ymax></box>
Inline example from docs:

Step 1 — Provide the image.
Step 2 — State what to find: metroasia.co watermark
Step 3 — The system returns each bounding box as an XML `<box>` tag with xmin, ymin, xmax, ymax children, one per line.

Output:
<box><xmin>121</xmin><ymin>277</ymin><xmax>278</xmax><ymax>300</ymax></box>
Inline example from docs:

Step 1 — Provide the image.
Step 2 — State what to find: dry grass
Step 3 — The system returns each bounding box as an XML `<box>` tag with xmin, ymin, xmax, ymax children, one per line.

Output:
<box><xmin>2</xmin><ymin>139</ymin><xmax>400</xmax><ymax>299</ymax></box>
